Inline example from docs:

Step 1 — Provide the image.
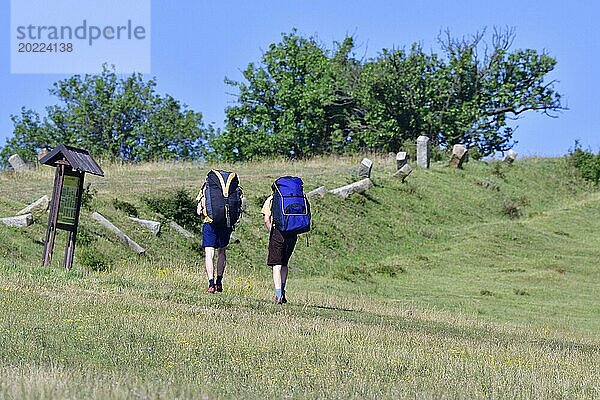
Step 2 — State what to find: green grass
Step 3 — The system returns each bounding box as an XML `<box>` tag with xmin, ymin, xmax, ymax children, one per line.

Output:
<box><xmin>0</xmin><ymin>155</ymin><xmax>599</xmax><ymax>399</ymax></box>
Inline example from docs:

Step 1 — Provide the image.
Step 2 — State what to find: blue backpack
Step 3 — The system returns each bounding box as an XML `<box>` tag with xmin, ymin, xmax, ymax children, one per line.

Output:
<box><xmin>272</xmin><ymin>176</ymin><xmax>311</xmax><ymax>234</ymax></box>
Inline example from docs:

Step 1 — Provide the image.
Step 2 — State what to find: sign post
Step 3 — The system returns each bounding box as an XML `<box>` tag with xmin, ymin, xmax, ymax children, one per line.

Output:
<box><xmin>40</xmin><ymin>145</ymin><xmax>103</xmax><ymax>269</ymax></box>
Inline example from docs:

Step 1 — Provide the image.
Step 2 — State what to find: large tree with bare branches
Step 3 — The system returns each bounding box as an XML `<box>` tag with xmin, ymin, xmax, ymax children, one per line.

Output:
<box><xmin>433</xmin><ymin>27</ymin><xmax>563</xmax><ymax>155</ymax></box>
<box><xmin>354</xmin><ymin>28</ymin><xmax>564</xmax><ymax>156</ymax></box>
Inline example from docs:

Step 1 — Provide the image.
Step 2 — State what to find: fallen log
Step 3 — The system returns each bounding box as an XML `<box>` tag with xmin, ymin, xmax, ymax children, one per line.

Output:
<box><xmin>329</xmin><ymin>178</ymin><xmax>372</xmax><ymax>199</ymax></box>
<box><xmin>91</xmin><ymin>212</ymin><xmax>145</xmax><ymax>254</ymax></box>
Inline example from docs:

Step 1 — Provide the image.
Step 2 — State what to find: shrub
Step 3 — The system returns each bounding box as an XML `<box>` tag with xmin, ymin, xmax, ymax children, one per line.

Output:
<box><xmin>333</xmin><ymin>265</ymin><xmax>372</xmax><ymax>282</ymax></box>
<box><xmin>142</xmin><ymin>188</ymin><xmax>202</xmax><ymax>232</ymax></box>
<box><xmin>468</xmin><ymin>147</ymin><xmax>483</xmax><ymax>161</ymax></box>
<box><xmin>80</xmin><ymin>183</ymin><xmax>97</xmax><ymax>210</ymax></box>
<box><xmin>491</xmin><ymin>162</ymin><xmax>506</xmax><ymax>180</ymax></box>
<box><xmin>503</xmin><ymin>200</ymin><xmax>522</xmax><ymax>219</ymax></box>
<box><xmin>567</xmin><ymin>141</ymin><xmax>600</xmax><ymax>184</ymax></box>
<box><xmin>373</xmin><ymin>260</ymin><xmax>407</xmax><ymax>277</ymax></box>
<box><xmin>76</xmin><ymin>225</ymin><xmax>96</xmax><ymax>246</ymax></box>
<box><xmin>78</xmin><ymin>247</ymin><xmax>112</xmax><ymax>272</ymax></box>
<box><xmin>400</xmin><ymin>139</ymin><xmax>417</xmax><ymax>162</ymax></box>
<box><xmin>112</xmin><ymin>198</ymin><xmax>139</xmax><ymax>217</ymax></box>
<box><xmin>477</xmin><ymin>178</ymin><xmax>500</xmax><ymax>191</ymax></box>
<box><xmin>430</xmin><ymin>144</ymin><xmax>448</xmax><ymax>162</ymax></box>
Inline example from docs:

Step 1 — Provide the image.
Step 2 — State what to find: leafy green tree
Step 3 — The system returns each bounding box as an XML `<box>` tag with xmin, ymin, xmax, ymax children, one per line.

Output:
<box><xmin>353</xmin><ymin>44</ymin><xmax>445</xmax><ymax>152</ymax></box>
<box><xmin>214</xmin><ymin>30</ymin><xmax>359</xmax><ymax>160</ymax></box>
<box><xmin>218</xmin><ymin>28</ymin><xmax>563</xmax><ymax>159</ymax></box>
<box><xmin>1</xmin><ymin>65</ymin><xmax>208</xmax><ymax>166</ymax></box>
<box><xmin>567</xmin><ymin>141</ymin><xmax>600</xmax><ymax>184</ymax></box>
<box><xmin>1</xmin><ymin>109</ymin><xmax>58</xmax><ymax>165</ymax></box>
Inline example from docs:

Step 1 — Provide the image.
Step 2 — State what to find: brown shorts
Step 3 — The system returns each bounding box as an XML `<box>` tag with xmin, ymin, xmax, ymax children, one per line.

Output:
<box><xmin>267</xmin><ymin>227</ymin><xmax>297</xmax><ymax>266</ymax></box>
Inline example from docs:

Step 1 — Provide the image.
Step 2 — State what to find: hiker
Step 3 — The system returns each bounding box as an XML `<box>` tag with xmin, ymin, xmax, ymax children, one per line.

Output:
<box><xmin>262</xmin><ymin>176</ymin><xmax>311</xmax><ymax>304</ymax></box>
<box><xmin>197</xmin><ymin>170</ymin><xmax>243</xmax><ymax>293</ymax></box>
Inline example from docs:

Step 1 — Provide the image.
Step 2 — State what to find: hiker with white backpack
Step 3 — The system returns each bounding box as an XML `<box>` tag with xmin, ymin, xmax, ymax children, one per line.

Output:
<box><xmin>261</xmin><ymin>176</ymin><xmax>311</xmax><ymax>304</ymax></box>
<box><xmin>197</xmin><ymin>170</ymin><xmax>243</xmax><ymax>293</ymax></box>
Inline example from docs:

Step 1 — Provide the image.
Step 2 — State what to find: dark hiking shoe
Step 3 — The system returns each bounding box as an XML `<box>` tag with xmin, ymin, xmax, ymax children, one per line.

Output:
<box><xmin>207</xmin><ymin>286</ymin><xmax>216</xmax><ymax>294</ymax></box>
<box><xmin>281</xmin><ymin>290</ymin><xmax>287</xmax><ymax>304</ymax></box>
<box><xmin>215</xmin><ymin>283</ymin><xmax>223</xmax><ymax>293</ymax></box>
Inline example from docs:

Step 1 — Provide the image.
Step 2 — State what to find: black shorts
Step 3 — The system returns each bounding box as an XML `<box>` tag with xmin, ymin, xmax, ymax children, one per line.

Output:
<box><xmin>267</xmin><ymin>227</ymin><xmax>297</xmax><ymax>266</ymax></box>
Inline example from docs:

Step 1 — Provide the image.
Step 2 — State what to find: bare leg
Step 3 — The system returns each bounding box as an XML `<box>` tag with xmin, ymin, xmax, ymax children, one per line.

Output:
<box><xmin>216</xmin><ymin>248</ymin><xmax>227</xmax><ymax>277</ymax></box>
<box><xmin>281</xmin><ymin>264</ymin><xmax>289</xmax><ymax>303</ymax></box>
<box><xmin>281</xmin><ymin>264</ymin><xmax>288</xmax><ymax>290</ymax></box>
<box><xmin>205</xmin><ymin>247</ymin><xmax>215</xmax><ymax>282</ymax></box>
<box><xmin>272</xmin><ymin>264</ymin><xmax>282</xmax><ymax>292</ymax></box>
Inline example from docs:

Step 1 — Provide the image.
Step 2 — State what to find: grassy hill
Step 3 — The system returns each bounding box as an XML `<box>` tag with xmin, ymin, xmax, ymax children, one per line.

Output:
<box><xmin>0</xmin><ymin>155</ymin><xmax>599</xmax><ymax>399</ymax></box>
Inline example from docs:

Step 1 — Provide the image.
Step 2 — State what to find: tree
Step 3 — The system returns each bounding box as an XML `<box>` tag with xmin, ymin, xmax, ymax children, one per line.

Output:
<box><xmin>214</xmin><ymin>30</ymin><xmax>359</xmax><ymax>161</ymax></box>
<box><xmin>433</xmin><ymin>28</ymin><xmax>563</xmax><ymax>155</ymax></box>
<box><xmin>218</xmin><ymin>28</ymin><xmax>564</xmax><ymax>159</ymax></box>
<box><xmin>1</xmin><ymin>109</ymin><xmax>58</xmax><ymax>165</ymax></box>
<box><xmin>1</xmin><ymin>65</ymin><xmax>208</xmax><ymax>166</ymax></box>
<box><xmin>353</xmin><ymin>28</ymin><xmax>563</xmax><ymax>156</ymax></box>
<box><xmin>353</xmin><ymin>44</ymin><xmax>445</xmax><ymax>152</ymax></box>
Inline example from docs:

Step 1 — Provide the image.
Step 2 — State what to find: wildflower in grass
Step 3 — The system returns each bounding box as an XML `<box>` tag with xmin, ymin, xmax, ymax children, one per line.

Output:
<box><xmin>157</xmin><ymin>267</ymin><xmax>169</xmax><ymax>279</ymax></box>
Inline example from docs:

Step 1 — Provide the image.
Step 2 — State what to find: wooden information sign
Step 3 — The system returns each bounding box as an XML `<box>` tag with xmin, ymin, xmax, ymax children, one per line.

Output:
<box><xmin>57</xmin><ymin>173</ymin><xmax>82</xmax><ymax>229</ymax></box>
<box><xmin>39</xmin><ymin>145</ymin><xmax>103</xmax><ymax>269</ymax></box>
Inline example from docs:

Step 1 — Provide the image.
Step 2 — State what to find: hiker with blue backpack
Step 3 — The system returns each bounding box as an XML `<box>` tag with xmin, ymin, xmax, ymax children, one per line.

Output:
<box><xmin>197</xmin><ymin>170</ymin><xmax>243</xmax><ymax>293</ymax></box>
<box><xmin>262</xmin><ymin>176</ymin><xmax>311</xmax><ymax>304</ymax></box>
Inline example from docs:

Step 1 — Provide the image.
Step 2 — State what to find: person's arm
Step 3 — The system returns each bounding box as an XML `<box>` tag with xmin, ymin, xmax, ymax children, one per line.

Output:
<box><xmin>196</xmin><ymin>188</ymin><xmax>204</xmax><ymax>216</ymax></box>
<box><xmin>264</xmin><ymin>214</ymin><xmax>272</xmax><ymax>232</ymax></box>
<box><xmin>261</xmin><ymin>195</ymin><xmax>273</xmax><ymax>231</ymax></box>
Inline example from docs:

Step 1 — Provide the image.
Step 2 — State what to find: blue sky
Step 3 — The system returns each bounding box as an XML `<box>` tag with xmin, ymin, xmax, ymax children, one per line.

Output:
<box><xmin>1</xmin><ymin>0</ymin><xmax>599</xmax><ymax>157</ymax></box>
